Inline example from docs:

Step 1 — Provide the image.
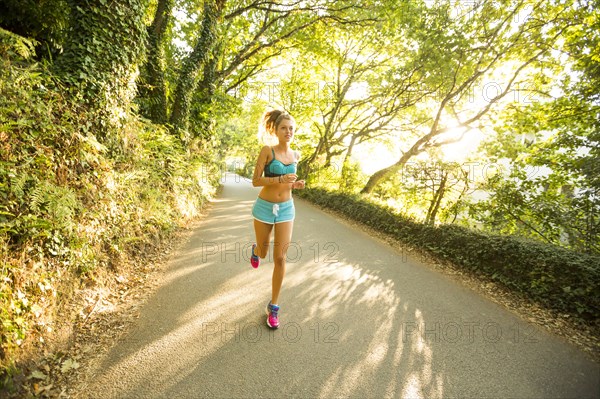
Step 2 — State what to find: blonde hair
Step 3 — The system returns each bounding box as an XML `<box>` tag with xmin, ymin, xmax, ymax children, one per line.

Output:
<box><xmin>262</xmin><ymin>109</ymin><xmax>294</xmax><ymax>136</ymax></box>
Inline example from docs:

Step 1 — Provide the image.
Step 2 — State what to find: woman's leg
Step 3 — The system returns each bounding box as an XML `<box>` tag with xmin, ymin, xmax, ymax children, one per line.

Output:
<box><xmin>253</xmin><ymin>219</ymin><xmax>273</xmax><ymax>259</ymax></box>
<box><xmin>271</xmin><ymin>221</ymin><xmax>293</xmax><ymax>304</ymax></box>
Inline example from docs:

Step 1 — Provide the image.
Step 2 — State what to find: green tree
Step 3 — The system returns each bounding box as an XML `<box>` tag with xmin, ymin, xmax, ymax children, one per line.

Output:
<box><xmin>54</xmin><ymin>0</ymin><xmax>146</xmax><ymax>104</ymax></box>
<box><xmin>475</xmin><ymin>1</ymin><xmax>599</xmax><ymax>253</ymax></box>
<box><xmin>143</xmin><ymin>0</ymin><xmax>369</xmax><ymax>138</ymax></box>
<box><xmin>137</xmin><ymin>0</ymin><xmax>174</xmax><ymax>124</ymax></box>
<box><xmin>169</xmin><ymin>0</ymin><xmax>226</xmax><ymax>135</ymax></box>
<box><xmin>296</xmin><ymin>28</ymin><xmax>426</xmax><ymax>177</ymax></box>
<box><xmin>360</xmin><ymin>0</ymin><xmax>571</xmax><ymax>194</ymax></box>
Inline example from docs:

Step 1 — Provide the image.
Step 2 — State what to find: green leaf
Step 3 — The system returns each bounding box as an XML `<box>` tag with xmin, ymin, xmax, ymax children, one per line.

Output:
<box><xmin>61</xmin><ymin>358</ymin><xmax>80</xmax><ymax>373</ymax></box>
<box><xmin>30</xmin><ymin>370</ymin><xmax>47</xmax><ymax>380</ymax></box>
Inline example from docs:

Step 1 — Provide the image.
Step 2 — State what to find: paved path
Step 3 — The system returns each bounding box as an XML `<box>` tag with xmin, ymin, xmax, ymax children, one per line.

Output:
<box><xmin>82</xmin><ymin>173</ymin><xmax>599</xmax><ymax>398</ymax></box>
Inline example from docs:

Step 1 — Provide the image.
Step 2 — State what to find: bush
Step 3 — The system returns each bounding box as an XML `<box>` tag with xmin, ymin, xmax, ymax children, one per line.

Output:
<box><xmin>296</xmin><ymin>187</ymin><xmax>600</xmax><ymax>322</ymax></box>
<box><xmin>0</xmin><ymin>37</ymin><xmax>219</xmax><ymax>386</ymax></box>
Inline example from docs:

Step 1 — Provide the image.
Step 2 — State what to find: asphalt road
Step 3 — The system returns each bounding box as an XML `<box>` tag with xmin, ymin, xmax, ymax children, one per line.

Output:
<box><xmin>81</xmin><ymin>173</ymin><xmax>599</xmax><ymax>398</ymax></box>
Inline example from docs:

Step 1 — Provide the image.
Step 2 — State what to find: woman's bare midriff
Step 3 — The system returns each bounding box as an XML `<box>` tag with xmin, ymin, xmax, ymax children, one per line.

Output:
<box><xmin>259</xmin><ymin>184</ymin><xmax>293</xmax><ymax>203</ymax></box>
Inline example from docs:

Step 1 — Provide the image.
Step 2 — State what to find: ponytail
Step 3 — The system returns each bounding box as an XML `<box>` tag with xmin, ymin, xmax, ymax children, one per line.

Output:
<box><xmin>262</xmin><ymin>109</ymin><xmax>294</xmax><ymax>135</ymax></box>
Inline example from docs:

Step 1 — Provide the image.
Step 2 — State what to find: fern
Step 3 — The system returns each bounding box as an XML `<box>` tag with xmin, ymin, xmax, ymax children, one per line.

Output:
<box><xmin>47</xmin><ymin>185</ymin><xmax>78</xmax><ymax>225</ymax></box>
<box><xmin>0</xmin><ymin>28</ymin><xmax>37</xmax><ymax>60</ymax></box>
<box><xmin>28</xmin><ymin>181</ymin><xmax>46</xmax><ymax>214</ymax></box>
<box><xmin>27</xmin><ymin>181</ymin><xmax>79</xmax><ymax>229</ymax></box>
<box><xmin>9</xmin><ymin>174</ymin><xmax>30</xmax><ymax>202</ymax></box>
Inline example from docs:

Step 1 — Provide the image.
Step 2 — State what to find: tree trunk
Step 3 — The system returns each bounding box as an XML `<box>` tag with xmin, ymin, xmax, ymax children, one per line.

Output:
<box><xmin>339</xmin><ymin>135</ymin><xmax>357</xmax><ymax>190</ymax></box>
<box><xmin>139</xmin><ymin>0</ymin><xmax>173</xmax><ymax>124</ymax></box>
<box><xmin>360</xmin><ymin>143</ymin><xmax>424</xmax><ymax>194</ymax></box>
<box><xmin>298</xmin><ymin>134</ymin><xmax>326</xmax><ymax>178</ymax></box>
<box><xmin>194</xmin><ymin>40</ymin><xmax>222</xmax><ymax>137</ymax></box>
<box><xmin>360</xmin><ymin>89</ymin><xmax>451</xmax><ymax>194</ymax></box>
<box><xmin>426</xmin><ymin>171</ymin><xmax>447</xmax><ymax>226</ymax></box>
<box><xmin>54</xmin><ymin>0</ymin><xmax>146</xmax><ymax>107</ymax></box>
<box><xmin>448</xmin><ymin>171</ymin><xmax>470</xmax><ymax>224</ymax></box>
<box><xmin>170</xmin><ymin>0</ymin><xmax>225</xmax><ymax>134</ymax></box>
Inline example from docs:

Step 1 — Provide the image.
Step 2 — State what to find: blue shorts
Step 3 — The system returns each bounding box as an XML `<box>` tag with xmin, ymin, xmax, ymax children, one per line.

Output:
<box><xmin>252</xmin><ymin>197</ymin><xmax>295</xmax><ymax>224</ymax></box>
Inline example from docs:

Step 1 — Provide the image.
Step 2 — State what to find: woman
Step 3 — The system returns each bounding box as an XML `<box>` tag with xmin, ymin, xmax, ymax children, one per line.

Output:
<box><xmin>250</xmin><ymin>109</ymin><xmax>305</xmax><ymax>329</ymax></box>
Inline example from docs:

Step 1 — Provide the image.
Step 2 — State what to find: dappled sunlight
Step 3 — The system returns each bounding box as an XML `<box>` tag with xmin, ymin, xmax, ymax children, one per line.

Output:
<box><xmin>319</xmin><ymin>366</ymin><xmax>345</xmax><ymax>398</ymax></box>
<box><xmin>400</xmin><ymin>372</ymin><xmax>444</xmax><ymax>399</ymax></box>
<box><xmin>159</xmin><ymin>260</ymin><xmax>211</xmax><ymax>286</ymax></box>
<box><xmin>75</xmin><ymin>174</ymin><xmax>600</xmax><ymax>399</ymax></box>
<box><xmin>402</xmin><ymin>373</ymin><xmax>424</xmax><ymax>399</ymax></box>
<box><xmin>319</xmin><ymin>303</ymin><xmax>400</xmax><ymax>397</ymax></box>
<box><xmin>89</xmin><ymin>262</ymin><xmax>271</xmax><ymax>397</ymax></box>
<box><xmin>175</xmin><ymin>194</ymin><xmax>202</xmax><ymax>219</ymax></box>
<box><xmin>283</xmin><ymin>248</ymin><xmax>444</xmax><ymax>398</ymax></box>
<box><xmin>287</xmin><ymin>261</ymin><xmax>398</xmax><ymax>321</ymax></box>
<box><xmin>84</xmin><ymin>178</ymin><xmax>275</xmax><ymax>397</ymax></box>
<box><xmin>6</xmin><ymin>0</ymin><xmax>599</xmax><ymax>394</ymax></box>
<box><xmin>160</xmin><ymin>256</ymin><xmax>214</xmax><ymax>286</ymax></box>
<box><xmin>79</xmin><ymin>176</ymin><xmax>599</xmax><ymax>399</ymax></box>
<box><xmin>177</xmin><ymin>270</ymin><xmax>271</xmax><ymax>325</ymax></box>
<box><xmin>396</xmin><ymin>309</ymin><xmax>442</xmax><ymax>399</ymax></box>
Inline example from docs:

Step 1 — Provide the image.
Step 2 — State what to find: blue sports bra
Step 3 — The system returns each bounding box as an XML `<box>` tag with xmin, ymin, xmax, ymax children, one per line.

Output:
<box><xmin>264</xmin><ymin>147</ymin><xmax>297</xmax><ymax>177</ymax></box>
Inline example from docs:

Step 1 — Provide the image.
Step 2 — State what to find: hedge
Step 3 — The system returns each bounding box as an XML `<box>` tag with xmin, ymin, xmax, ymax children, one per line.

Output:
<box><xmin>296</xmin><ymin>188</ymin><xmax>600</xmax><ymax>322</ymax></box>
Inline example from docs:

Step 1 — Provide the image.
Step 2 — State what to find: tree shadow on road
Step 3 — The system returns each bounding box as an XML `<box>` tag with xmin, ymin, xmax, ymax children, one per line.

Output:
<box><xmin>76</xmin><ymin>177</ymin><xmax>599</xmax><ymax>398</ymax></box>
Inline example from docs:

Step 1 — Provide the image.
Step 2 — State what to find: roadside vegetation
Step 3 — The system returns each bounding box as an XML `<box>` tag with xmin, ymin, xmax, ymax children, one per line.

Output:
<box><xmin>295</xmin><ymin>187</ymin><xmax>599</xmax><ymax>324</ymax></box>
<box><xmin>1</xmin><ymin>0</ymin><xmax>598</xmax><ymax>394</ymax></box>
<box><xmin>0</xmin><ymin>18</ymin><xmax>219</xmax><ymax>396</ymax></box>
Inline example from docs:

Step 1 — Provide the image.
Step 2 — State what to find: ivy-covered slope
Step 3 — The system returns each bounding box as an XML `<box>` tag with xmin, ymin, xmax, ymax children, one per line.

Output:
<box><xmin>0</xmin><ymin>32</ymin><xmax>220</xmax><ymax>388</ymax></box>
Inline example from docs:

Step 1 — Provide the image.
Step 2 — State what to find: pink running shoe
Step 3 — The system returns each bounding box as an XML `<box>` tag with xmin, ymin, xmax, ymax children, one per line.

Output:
<box><xmin>251</xmin><ymin>244</ymin><xmax>260</xmax><ymax>269</ymax></box>
<box><xmin>266</xmin><ymin>302</ymin><xmax>280</xmax><ymax>329</ymax></box>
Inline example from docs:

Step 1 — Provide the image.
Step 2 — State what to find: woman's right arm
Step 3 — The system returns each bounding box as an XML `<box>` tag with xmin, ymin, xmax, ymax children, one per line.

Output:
<box><xmin>252</xmin><ymin>146</ymin><xmax>284</xmax><ymax>187</ymax></box>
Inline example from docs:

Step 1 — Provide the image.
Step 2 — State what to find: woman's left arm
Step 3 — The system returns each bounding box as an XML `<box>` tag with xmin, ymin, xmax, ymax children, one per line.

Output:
<box><xmin>292</xmin><ymin>150</ymin><xmax>305</xmax><ymax>189</ymax></box>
